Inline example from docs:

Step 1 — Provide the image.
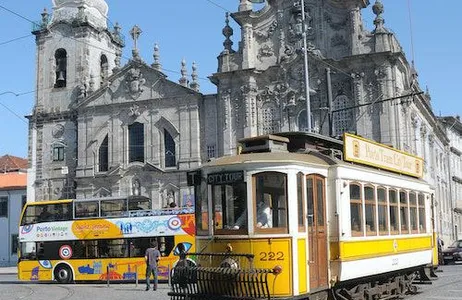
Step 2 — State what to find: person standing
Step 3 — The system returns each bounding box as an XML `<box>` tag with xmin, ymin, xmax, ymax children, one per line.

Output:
<box><xmin>145</xmin><ymin>240</ymin><xmax>161</xmax><ymax>291</ymax></box>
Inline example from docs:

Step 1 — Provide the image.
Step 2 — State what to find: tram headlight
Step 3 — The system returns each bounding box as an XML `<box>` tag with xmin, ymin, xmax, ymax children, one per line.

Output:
<box><xmin>220</xmin><ymin>257</ymin><xmax>239</xmax><ymax>269</ymax></box>
<box><xmin>272</xmin><ymin>265</ymin><xmax>283</xmax><ymax>275</ymax></box>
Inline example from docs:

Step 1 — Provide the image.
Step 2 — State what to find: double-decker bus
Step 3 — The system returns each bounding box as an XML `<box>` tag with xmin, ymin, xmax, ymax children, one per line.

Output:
<box><xmin>18</xmin><ymin>196</ymin><xmax>195</xmax><ymax>283</ymax></box>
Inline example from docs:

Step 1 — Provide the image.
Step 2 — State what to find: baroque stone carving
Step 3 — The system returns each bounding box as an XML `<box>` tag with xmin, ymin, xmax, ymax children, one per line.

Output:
<box><xmin>125</xmin><ymin>68</ymin><xmax>146</xmax><ymax>99</ymax></box>
<box><xmin>331</xmin><ymin>33</ymin><xmax>347</xmax><ymax>47</ymax></box>
<box><xmin>52</xmin><ymin>124</ymin><xmax>65</xmax><ymax>138</ymax></box>
<box><xmin>258</xmin><ymin>44</ymin><xmax>274</xmax><ymax>61</ymax></box>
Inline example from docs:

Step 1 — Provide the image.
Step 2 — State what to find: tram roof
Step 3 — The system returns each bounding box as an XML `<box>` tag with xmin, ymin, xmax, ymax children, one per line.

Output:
<box><xmin>203</xmin><ymin>151</ymin><xmax>336</xmax><ymax>168</ymax></box>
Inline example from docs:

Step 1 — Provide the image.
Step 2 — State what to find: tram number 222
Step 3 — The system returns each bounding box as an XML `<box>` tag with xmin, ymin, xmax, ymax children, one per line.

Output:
<box><xmin>259</xmin><ymin>251</ymin><xmax>285</xmax><ymax>261</ymax></box>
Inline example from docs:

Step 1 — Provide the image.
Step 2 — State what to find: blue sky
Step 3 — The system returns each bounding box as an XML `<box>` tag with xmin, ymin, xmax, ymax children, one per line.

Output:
<box><xmin>0</xmin><ymin>0</ymin><xmax>459</xmax><ymax>158</ymax></box>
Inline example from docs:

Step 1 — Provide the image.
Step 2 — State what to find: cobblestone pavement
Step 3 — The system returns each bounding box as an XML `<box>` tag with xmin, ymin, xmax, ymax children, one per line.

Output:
<box><xmin>0</xmin><ymin>264</ymin><xmax>461</xmax><ymax>300</ymax></box>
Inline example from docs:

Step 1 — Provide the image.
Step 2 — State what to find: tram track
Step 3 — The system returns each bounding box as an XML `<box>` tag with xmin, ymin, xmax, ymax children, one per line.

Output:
<box><xmin>15</xmin><ymin>285</ymin><xmax>35</xmax><ymax>300</ymax></box>
<box><xmin>56</xmin><ymin>285</ymin><xmax>75</xmax><ymax>300</ymax></box>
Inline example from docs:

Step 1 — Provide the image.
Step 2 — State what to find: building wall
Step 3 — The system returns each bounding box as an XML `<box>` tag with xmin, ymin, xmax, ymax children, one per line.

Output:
<box><xmin>0</xmin><ymin>189</ymin><xmax>25</xmax><ymax>267</ymax></box>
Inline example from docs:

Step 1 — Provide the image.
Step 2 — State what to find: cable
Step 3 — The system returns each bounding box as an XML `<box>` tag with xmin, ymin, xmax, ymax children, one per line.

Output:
<box><xmin>0</xmin><ymin>34</ymin><xmax>32</xmax><ymax>46</ymax></box>
<box><xmin>203</xmin><ymin>0</ymin><xmax>232</xmax><ymax>13</ymax></box>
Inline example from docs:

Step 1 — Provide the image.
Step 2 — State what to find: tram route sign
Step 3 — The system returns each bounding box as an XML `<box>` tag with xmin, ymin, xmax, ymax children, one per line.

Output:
<box><xmin>207</xmin><ymin>171</ymin><xmax>244</xmax><ymax>185</ymax></box>
<box><xmin>343</xmin><ymin>133</ymin><xmax>424</xmax><ymax>178</ymax></box>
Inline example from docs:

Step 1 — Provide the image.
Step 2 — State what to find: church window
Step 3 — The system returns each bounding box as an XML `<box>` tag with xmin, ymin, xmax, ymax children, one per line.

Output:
<box><xmin>53</xmin><ymin>146</ymin><xmax>65</xmax><ymax>161</ymax></box>
<box><xmin>298</xmin><ymin>110</ymin><xmax>308</xmax><ymax>131</ymax></box>
<box><xmin>164</xmin><ymin>129</ymin><xmax>176</xmax><ymax>168</ymax></box>
<box><xmin>207</xmin><ymin>145</ymin><xmax>216</xmax><ymax>160</ymax></box>
<box><xmin>54</xmin><ymin>49</ymin><xmax>67</xmax><ymax>88</ymax></box>
<box><xmin>99</xmin><ymin>135</ymin><xmax>109</xmax><ymax>172</ymax></box>
<box><xmin>333</xmin><ymin>95</ymin><xmax>353</xmax><ymax>137</ymax></box>
<box><xmin>100</xmin><ymin>54</ymin><xmax>108</xmax><ymax>85</ymax></box>
<box><xmin>262</xmin><ymin>103</ymin><xmax>279</xmax><ymax>134</ymax></box>
<box><xmin>129</xmin><ymin>122</ymin><xmax>144</xmax><ymax>163</ymax></box>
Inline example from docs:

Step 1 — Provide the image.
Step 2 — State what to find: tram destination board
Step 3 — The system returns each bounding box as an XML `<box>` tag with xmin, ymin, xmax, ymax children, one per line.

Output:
<box><xmin>207</xmin><ymin>171</ymin><xmax>244</xmax><ymax>185</ymax></box>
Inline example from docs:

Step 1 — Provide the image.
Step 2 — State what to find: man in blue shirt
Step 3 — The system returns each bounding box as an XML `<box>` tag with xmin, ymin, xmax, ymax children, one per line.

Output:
<box><xmin>145</xmin><ymin>240</ymin><xmax>161</xmax><ymax>291</ymax></box>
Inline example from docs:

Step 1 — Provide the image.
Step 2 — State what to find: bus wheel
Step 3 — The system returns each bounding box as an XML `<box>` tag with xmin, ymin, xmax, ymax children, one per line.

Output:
<box><xmin>54</xmin><ymin>265</ymin><xmax>72</xmax><ymax>283</ymax></box>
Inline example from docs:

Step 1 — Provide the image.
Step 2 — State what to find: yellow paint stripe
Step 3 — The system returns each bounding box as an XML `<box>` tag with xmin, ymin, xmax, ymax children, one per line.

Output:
<box><xmin>334</xmin><ymin>236</ymin><xmax>433</xmax><ymax>261</ymax></box>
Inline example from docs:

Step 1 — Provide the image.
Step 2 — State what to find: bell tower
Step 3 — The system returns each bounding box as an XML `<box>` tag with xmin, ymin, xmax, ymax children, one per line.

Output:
<box><xmin>28</xmin><ymin>0</ymin><xmax>124</xmax><ymax>201</ymax></box>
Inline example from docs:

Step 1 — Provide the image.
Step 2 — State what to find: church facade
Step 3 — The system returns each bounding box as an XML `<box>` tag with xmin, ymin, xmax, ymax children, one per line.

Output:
<box><xmin>27</xmin><ymin>0</ymin><xmax>456</xmax><ymax>242</ymax></box>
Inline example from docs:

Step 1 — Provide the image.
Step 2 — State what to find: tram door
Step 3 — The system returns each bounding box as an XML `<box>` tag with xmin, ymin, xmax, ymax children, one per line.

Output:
<box><xmin>306</xmin><ymin>175</ymin><xmax>328</xmax><ymax>290</ymax></box>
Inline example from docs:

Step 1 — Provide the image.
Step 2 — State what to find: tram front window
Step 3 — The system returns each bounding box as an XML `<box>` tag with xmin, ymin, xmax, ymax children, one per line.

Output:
<box><xmin>212</xmin><ymin>182</ymin><xmax>247</xmax><ymax>232</ymax></box>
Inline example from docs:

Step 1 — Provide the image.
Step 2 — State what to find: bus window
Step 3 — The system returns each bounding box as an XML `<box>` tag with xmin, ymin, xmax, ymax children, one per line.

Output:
<box><xmin>19</xmin><ymin>242</ymin><xmax>36</xmax><ymax>260</ymax></box>
<box><xmin>21</xmin><ymin>205</ymin><xmax>39</xmax><ymax>225</ymax></box>
<box><xmin>101</xmin><ymin>199</ymin><xmax>127</xmax><ymax>217</ymax></box>
<box><xmin>128</xmin><ymin>196</ymin><xmax>151</xmax><ymax>211</ymax></box>
<box><xmin>75</xmin><ymin>201</ymin><xmax>100</xmax><ymax>218</ymax></box>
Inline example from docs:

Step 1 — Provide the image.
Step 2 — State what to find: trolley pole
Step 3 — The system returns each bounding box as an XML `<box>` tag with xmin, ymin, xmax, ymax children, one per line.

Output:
<box><xmin>301</xmin><ymin>0</ymin><xmax>312</xmax><ymax>133</ymax></box>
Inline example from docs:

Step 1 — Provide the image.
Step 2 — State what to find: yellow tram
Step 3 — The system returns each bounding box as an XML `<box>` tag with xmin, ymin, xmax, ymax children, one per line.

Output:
<box><xmin>178</xmin><ymin>133</ymin><xmax>438</xmax><ymax>300</ymax></box>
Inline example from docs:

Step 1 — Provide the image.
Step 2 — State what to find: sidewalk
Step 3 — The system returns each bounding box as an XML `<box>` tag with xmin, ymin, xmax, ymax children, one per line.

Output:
<box><xmin>0</xmin><ymin>267</ymin><xmax>17</xmax><ymax>275</ymax></box>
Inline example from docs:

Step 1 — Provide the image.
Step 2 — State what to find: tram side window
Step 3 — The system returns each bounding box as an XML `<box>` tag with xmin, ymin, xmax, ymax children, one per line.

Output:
<box><xmin>297</xmin><ymin>172</ymin><xmax>305</xmax><ymax>231</ymax></box>
<box><xmin>75</xmin><ymin>201</ymin><xmax>100</xmax><ymax>218</ymax></box>
<box><xmin>377</xmin><ymin>187</ymin><xmax>388</xmax><ymax>235</ymax></box>
<box><xmin>389</xmin><ymin>189</ymin><xmax>399</xmax><ymax>234</ymax></box>
<box><xmin>399</xmin><ymin>191</ymin><xmax>409</xmax><ymax>234</ymax></box>
<box><xmin>212</xmin><ymin>182</ymin><xmax>247</xmax><ymax>232</ymax></box>
<box><xmin>418</xmin><ymin>193</ymin><xmax>426</xmax><ymax>233</ymax></box>
<box><xmin>197</xmin><ymin>181</ymin><xmax>209</xmax><ymax>235</ymax></box>
<box><xmin>350</xmin><ymin>183</ymin><xmax>363</xmax><ymax>237</ymax></box>
<box><xmin>409</xmin><ymin>192</ymin><xmax>418</xmax><ymax>233</ymax></box>
<box><xmin>364</xmin><ymin>185</ymin><xmax>376</xmax><ymax>236</ymax></box>
<box><xmin>254</xmin><ymin>172</ymin><xmax>288</xmax><ymax>233</ymax></box>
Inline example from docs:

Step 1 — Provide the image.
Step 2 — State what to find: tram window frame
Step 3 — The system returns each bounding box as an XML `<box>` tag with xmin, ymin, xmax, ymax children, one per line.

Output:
<box><xmin>211</xmin><ymin>181</ymin><xmax>247</xmax><ymax>235</ymax></box>
<box><xmin>418</xmin><ymin>193</ymin><xmax>426</xmax><ymax>233</ymax></box>
<box><xmin>399</xmin><ymin>191</ymin><xmax>410</xmax><ymax>234</ymax></box>
<box><xmin>297</xmin><ymin>172</ymin><xmax>305</xmax><ymax>232</ymax></box>
<box><xmin>409</xmin><ymin>192</ymin><xmax>418</xmax><ymax>234</ymax></box>
<box><xmin>364</xmin><ymin>185</ymin><xmax>377</xmax><ymax>236</ymax></box>
<box><xmin>377</xmin><ymin>187</ymin><xmax>389</xmax><ymax>236</ymax></box>
<box><xmin>196</xmin><ymin>180</ymin><xmax>209</xmax><ymax>236</ymax></box>
<box><xmin>349</xmin><ymin>183</ymin><xmax>363</xmax><ymax>237</ymax></box>
<box><xmin>254</xmin><ymin>172</ymin><xmax>288</xmax><ymax>234</ymax></box>
<box><xmin>389</xmin><ymin>189</ymin><xmax>399</xmax><ymax>235</ymax></box>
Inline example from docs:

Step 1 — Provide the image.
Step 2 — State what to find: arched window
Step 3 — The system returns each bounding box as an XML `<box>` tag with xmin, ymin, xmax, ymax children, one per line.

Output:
<box><xmin>389</xmin><ymin>189</ymin><xmax>399</xmax><ymax>234</ymax></box>
<box><xmin>377</xmin><ymin>187</ymin><xmax>388</xmax><ymax>235</ymax></box>
<box><xmin>100</xmin><ymin>54</ymin><xmax>108</xmax><ymax>85</ymax></box>
<box><xmin>298</xmin><ymin>109</ymin><xmax>308</xmax><ymax>132</ymax></box>
<box><xmin>129</xmin><ymin>122</ymin><xmax>144</xmax><ymax>163</ymax></box>
<box><xmin>99</xmin><ymin>135</ymin><xmax>108</xmax><ymax>172</ymax></box>
<box><xmin>54</xmin><ymin>49</ymin><xmax>67</xmax><ymax>88</ymax></box>
<box><xmin>349</xmin><ymin>183</ymin><xmax>363</xmax><ymax>236</ymax></box>
<box><xmin>164</xmin><ymin>129</ymin><xmax>176</xmax><ymax>167</ymax></box>
<box><xmin>364</xmin><ymin>185</ymin><xmax>376</xmax><ymax>236</ymax></box>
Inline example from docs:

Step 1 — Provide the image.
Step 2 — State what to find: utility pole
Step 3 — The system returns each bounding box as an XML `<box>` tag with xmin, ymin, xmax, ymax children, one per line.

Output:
<box><xmin>301</xmin><ymin>0</ymin><xmax>312</xmax><ymax>133</ymax></box>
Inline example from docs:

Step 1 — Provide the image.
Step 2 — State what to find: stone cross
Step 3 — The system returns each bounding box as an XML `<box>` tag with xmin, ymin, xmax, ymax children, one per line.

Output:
<box><xmin>130</xmin><ymin>25</ymin><xmax>142</xmax><ymax>50</ymax></box>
